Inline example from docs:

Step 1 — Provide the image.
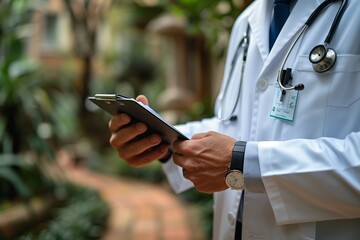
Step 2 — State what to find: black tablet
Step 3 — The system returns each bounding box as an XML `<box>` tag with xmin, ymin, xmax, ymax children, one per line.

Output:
<box><xmin>88</xmin><ymin>94</ymin><xmax>188</xmax><ymax>145</ymax></box>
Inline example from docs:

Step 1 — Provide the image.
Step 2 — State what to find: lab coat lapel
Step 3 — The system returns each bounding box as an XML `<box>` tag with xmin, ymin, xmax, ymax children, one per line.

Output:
<box><xmin>248</xmin><ymin>0</ymin><xmax>321</xmax><ymax>72</ymax></box>
<box><xmin>247</xmin><ymin>0</ymin><xmax>272</xmax><ymax>63</ymax></box>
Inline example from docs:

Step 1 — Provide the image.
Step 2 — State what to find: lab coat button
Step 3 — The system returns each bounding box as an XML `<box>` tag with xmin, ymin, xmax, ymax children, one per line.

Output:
<box><xmin>227</xmin><ymin>212</ymin><xmax>236</xmax><ymax>225</ymax></box>
<box><xmin>258</xmin><ymin>79</ymin><xmax>268</xmax><ymax>91</ymax></box>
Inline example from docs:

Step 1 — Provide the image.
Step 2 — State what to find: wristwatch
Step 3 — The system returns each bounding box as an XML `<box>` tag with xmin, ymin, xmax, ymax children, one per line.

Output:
<box><xmin>225</xmin><ymin>141</ymin><xmax>247</xmax><ymax>190</ymax></box>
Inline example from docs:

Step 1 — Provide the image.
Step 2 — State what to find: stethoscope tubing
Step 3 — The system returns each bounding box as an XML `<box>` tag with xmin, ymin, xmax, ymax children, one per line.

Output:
<box><xmin>217</xmin><ymin>24</ymin><xmax>250</xmax><ymax>122</ymax></box>
<box><xmin>217</xmin><ymin>0</ymin><xmax>347</xmax><ymax>122</ymax></box>
<box><xmin>277</xmin><ymin>25</ymin><xmax>308</xmax><ymax>91</ymax></box>
<box><xmin>306</xmin><ymin>0</ymin><xmax>347</xmax><ymax>45</ymax></box>
<box><xmin>278</xmin><ymin>0</ymin><xmax>347</xmax><ymax>92</ymax></box>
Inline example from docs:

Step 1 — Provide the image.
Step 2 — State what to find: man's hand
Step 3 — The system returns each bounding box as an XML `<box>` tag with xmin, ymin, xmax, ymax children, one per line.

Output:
<box><xmin>173</xmin><ymin>131</ymin><xmax>236</xmax><ymax>194</ymax></box>
<box><xmin>108</xmin><ymin>95</ymin><xmax>170</xmax><ymax>167</ymax></box>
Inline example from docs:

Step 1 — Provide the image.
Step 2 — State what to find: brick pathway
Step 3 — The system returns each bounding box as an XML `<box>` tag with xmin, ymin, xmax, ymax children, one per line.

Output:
<box><xmin>59</xmin><ymin>152</ymin><xmax>205</xmax><ymax>240</ymax></box>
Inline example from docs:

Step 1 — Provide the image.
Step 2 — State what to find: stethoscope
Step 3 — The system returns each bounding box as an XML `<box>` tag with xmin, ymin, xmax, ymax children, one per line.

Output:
<box><xmin>217</xmin><ymin>0</ymin><xmax>347</xmax><ymax>122</ymax></box>
<box><xmin>217</xmin><ymin>24</ymin><xmax>249</xmax><ymax>122</ymax></box>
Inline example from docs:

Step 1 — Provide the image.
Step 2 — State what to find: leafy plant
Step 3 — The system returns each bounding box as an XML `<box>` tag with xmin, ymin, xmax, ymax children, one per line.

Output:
<box><xmin>0</xmin><ymin>0</ymin><xmax>58</xmax><ymax>203</ymax></box>
<box><xmin>19</xmin><ymin>185</ymin><xmax>109</xmax><ymax>240</ymax></box>
<box><xmin>0</xmin><ymin>155</ymin><xmax>31</xmax><ymax>202</ymax></box>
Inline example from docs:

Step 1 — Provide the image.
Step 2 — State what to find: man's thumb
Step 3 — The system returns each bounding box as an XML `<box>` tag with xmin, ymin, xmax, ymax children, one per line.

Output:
<box><xmin>136</xmin><ymin>95</ymin><xmax>149</xmax><ymax>105</ymax></box>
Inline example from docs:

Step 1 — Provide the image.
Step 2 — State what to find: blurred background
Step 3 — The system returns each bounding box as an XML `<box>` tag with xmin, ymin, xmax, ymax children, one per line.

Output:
<box><xmin>0</xmin><ymin>0</ymin><xmax>252</xmax><ymax>239</ymax></box>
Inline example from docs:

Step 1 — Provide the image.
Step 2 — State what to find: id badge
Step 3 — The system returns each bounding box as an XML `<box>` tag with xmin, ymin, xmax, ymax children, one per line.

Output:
<box><xmin>270</xmin><ymin>83</ymin><xmax>298</xmax><ymax>122</ymax></box>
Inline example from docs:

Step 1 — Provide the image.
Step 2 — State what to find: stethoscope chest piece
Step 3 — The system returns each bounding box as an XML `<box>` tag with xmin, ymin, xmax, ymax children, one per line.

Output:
<box><xmin>309</xmin><ymin>44</ymin><xmax>337</xmax><ymax>73</ymax></box>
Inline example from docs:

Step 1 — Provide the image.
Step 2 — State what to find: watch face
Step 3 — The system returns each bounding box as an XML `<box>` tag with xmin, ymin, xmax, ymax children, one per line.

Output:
<box><xmin>225</xmin><ymin>170</ymin><xmax>244</xmax><ymax>190</ymax></box>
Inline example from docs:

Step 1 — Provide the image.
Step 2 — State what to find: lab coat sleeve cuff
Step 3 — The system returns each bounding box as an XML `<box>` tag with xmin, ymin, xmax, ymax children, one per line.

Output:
<box><xmin>161</xmin><ymin>158</ymin><xmax>194</xmax><ymax>194</ymax></box>
<box><xmin>244</xmin><ymin>141</ymin><xmax>266</xmax><ymax>193</ymax></box>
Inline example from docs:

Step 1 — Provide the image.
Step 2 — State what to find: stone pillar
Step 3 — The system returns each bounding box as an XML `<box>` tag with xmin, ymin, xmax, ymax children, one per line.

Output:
<box><xmin>147</xmin><ymin>14</ymin><xmax>209</xmax><ymax>124</ymax></box>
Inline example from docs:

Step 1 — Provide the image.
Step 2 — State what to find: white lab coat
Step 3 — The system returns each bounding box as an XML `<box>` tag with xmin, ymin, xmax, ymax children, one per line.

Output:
<box><xmin>162</xmin><ymin>0</ymin><xmax>360</xmax><ymax>239</ymax></box>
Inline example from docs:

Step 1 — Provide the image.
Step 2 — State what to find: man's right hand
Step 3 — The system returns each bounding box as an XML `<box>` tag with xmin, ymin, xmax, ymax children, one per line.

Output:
<box><xmin>108</xmin><ymin>95</ymin><xmax>170</xmax><ymax>167</ymax></box>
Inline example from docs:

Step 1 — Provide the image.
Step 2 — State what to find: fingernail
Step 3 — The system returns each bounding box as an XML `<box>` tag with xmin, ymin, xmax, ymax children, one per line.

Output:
<box><xmin>120</xmin><ymin>114</ymin><xmax>130</xmax><ymax>123</ymax></box>
<box><xmin>136</xmin><ymin>123</ymin><xmax>146</xmax><ymax>132</ymax></box>
<box><xmin>150</xmin><ymin>135</ymin><xmax>161</xmax><ymax>144</ymax></box>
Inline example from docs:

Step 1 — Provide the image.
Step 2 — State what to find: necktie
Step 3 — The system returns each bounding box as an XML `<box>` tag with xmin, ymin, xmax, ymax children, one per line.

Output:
<box><xmin>269</xmin><ymin>0</ymin><xmax>290</xmax><ymax>50</ymax></box>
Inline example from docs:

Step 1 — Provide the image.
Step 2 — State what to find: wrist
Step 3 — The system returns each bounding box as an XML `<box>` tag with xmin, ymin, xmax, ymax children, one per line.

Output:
<box><xmin>231</xmin><ymin>141</ymin><xmax>247</xmax><ymax>172</ymax></box>
<box><xmin>225</xmin><ymin>141</ymin><xmax>247</xmax><ymax>190</ymax></box>
<box><xmin>159</xmin><ymin>149</ymin><xmax>173</xmax><ymax>164</ymax></box>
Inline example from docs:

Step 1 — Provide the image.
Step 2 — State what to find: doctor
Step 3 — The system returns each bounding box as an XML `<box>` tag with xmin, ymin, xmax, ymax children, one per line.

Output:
<box><xmin>108</xmin><ymin>0</ymin><xmax>360</xmax><ymax>239</ymax></box>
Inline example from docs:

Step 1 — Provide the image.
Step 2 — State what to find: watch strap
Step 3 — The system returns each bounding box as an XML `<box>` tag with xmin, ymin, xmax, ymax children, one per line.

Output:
<box><xmin>230</xmin><ymin>141</ymin><xmax>247</xmax><ymax>172</ymax></box>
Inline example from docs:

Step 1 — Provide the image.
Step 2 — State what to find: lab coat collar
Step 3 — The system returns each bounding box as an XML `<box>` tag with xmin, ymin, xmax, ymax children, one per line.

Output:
<box><xmin>247</xmin><ymin>0</ymin><xmax>272</xmax><ymax>63</ymax></box>
<box><xmin>248</xmin><ymin>0</ymin><xmax>321</xmax><ymax>68</ymax></box>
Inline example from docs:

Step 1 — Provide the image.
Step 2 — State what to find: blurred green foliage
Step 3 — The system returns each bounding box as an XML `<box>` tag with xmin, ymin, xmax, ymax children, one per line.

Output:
<box><xmin>0</xmin><ymin>0</ymin><xmax>57</xmax><ymax>203</ymax></box>
<box><xmin>165</xmin><ymin>0</ymin><xmax>241</xmax><ymax>52</ymax></box>
<box><xmin>114</xmin><ymin>0</ymin><xmax>242</xmax><ymax>58</ymax></box>
<box><xmin>0</xmin><ymin>0</ymin><xmax>250</xmax><ymax>238</ymax></box>
<box><xmin>19</xmin><ymin>185</ymin><xmax>109</xmax><ymax>240</ymax></box>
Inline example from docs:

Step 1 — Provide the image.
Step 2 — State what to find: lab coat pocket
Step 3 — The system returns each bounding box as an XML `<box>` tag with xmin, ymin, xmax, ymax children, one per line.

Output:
<box><xmin>294</xmin><ymin>54</ymin><xmax>360</xmax><ymax>138</ymax></box>
<box><xmin>296</xmin><ymin>54</ymin><xmax>360</xmax><ymax>107</ymax></box>
<box><xmin>323</xmin><ymin>55</ymin><xmax>360</xmax><ymax>137</ymax></box>
<box><xmin>325</xmin><ymin>54</ymin><xmax>360</xmax><ymax>108</ymax></box>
